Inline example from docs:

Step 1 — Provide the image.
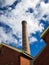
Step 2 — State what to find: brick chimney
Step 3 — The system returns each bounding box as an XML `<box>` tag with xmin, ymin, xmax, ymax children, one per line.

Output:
<box><xmin>22</xmin><ymin>20</ymin><xmax>30</xmax><ymax>54</ymax></box>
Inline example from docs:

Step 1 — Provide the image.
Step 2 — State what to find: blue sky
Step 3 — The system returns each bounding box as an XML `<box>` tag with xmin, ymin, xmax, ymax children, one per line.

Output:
<box><xmin>0</xmin><ymin>0</ymin><xmax>49</xmax><ymax>57</ymax></box>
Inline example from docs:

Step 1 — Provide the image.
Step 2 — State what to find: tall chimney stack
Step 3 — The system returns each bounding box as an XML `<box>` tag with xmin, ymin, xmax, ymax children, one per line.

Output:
<box><xmin>22</xmin><ymin>20</ymin><xmax>30</xmax><ymax>54</ymax></box>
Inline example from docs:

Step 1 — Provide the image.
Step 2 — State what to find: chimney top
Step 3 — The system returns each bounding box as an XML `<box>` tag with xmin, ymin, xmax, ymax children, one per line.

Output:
<box><xmin>22</xmin><ymin>20</ymin><xmax>27</xmax><ymax>24</ymax></box>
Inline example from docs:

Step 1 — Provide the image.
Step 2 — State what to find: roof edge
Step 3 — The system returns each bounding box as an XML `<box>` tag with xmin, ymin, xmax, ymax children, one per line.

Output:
<box><xmin>41</xmin><ymin>26</ymin><xmax>49</xmax><ymax>38</ymax></box>
<box><xmin>0</xmin><ymin>43</ymin><xmax>34</xmax><ymax>60</ymax></box>
<box><xmin>0</xmin><ymin>43</ymin><xmax>22</xmax><ymax>53</ymax></box>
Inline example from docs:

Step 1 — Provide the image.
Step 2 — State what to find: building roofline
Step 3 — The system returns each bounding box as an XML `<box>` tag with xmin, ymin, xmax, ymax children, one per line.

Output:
<box><xmin>0</xmin><ymin>43</ymin><xmax>34</xmax><ymax>60</ymax></box>
<box><xmin>0</xmin><ymin>43</ymin><xmax>22</xmax><ymax>53</ymax></box>
<box><xmin>41</xmin><ymin>26</ymin><xmax>49</xmax><ymax>38</ymax></box>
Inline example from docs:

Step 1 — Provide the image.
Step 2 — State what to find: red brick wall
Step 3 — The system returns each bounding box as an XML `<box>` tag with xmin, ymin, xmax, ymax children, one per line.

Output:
<box><xmin>43</xmin><ymin>31</ymin><xmax>49</xmax><ymax>45</ymax></box>
<box><xmin>20</xmin><ymin>56</ymin><xmax>30</xmax><ymax>65</ymax></box>
<box><xmin>34</xmin><ymin>46</ymin><xmax>49</xmax><ymax>65</ymax></box>
<box><xmin>0</xmin><ymin>46</ymin><xmax>20</xmax><ymax>65</ymax></box>
<box><xmin>34</xmin><ymin>30</ymin><xmax>49</xmax><ymax>65</ymax></box>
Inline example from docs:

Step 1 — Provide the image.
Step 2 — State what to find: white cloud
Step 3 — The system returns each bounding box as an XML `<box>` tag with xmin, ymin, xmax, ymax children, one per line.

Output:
<box><xmin>0</xmin><ymin>0</ymin><xmax>49</xmax><ymax>46</ymax></box>
<box><xmin>34</xmin><ymin>1</ymin><xmax>49</xmax><ymax>20</ymax></box>
<box><xmin>0</xmin><ymin>27</ymin><xmax>18</xmax><ymax>44</ymax></box>
<box><xmin>0</xmin><ymin>0</ymin><xmax>16</xmax><ymax>7</ymax></box>
<box><xmin>29</xmin><ymin>37</ymin><xmax>37</xmax><ymax>44</ymax></box>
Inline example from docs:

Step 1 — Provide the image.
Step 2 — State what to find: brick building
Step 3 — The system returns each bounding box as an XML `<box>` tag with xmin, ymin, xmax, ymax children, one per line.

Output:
<box><xmin>0</xmin><ymin>43</ymin><xmax>33</xmax><ymax>65</ymax></box>
<box><xmin>34</xmin><ymin>26</ymin><xmax>49</xmax><ymax>65</ymax></box>
<box><xmin>0</xmin><ymin>20</ymin><xmax>49</xmax><ymax>65</ymax></box>
<box><xmin>0</xmin><ymin>20</ymin><xmax>34</xmax><ymax>65</ymax></box>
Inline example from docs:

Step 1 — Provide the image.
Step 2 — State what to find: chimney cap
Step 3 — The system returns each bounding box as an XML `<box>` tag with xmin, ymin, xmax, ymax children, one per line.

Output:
<box><xmin>22</xmin><ymin>20</ymin><xmax>27</xmax><ymax>24</ymax></box>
